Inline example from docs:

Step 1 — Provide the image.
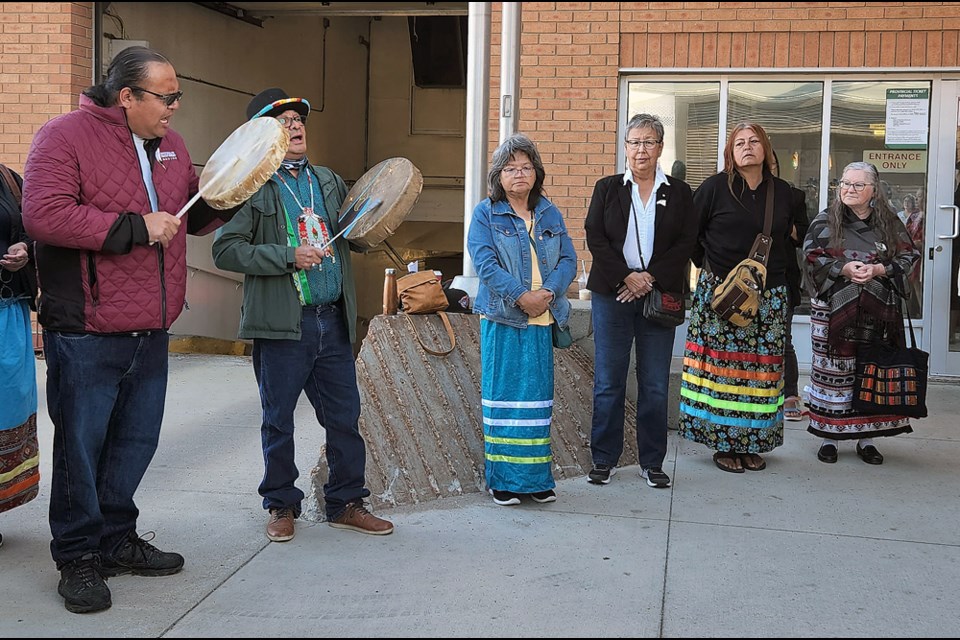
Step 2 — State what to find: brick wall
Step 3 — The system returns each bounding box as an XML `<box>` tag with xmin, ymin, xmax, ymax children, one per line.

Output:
<box><xmin>493</xmin><ymin>1</ymin><xmax>960</xmax><ymax>277</ymax></box>
<box><xmin>0</xmin><ymin>2</ymin><xmax>93</xmax><ymax>172</ymax></box>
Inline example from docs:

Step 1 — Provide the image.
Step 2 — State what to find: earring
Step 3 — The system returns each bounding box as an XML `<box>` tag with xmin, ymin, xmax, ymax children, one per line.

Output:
<box><xmin>869</xmin><ymin>197</ymin><xmax>876</xmax><ymax>208</ymax></box>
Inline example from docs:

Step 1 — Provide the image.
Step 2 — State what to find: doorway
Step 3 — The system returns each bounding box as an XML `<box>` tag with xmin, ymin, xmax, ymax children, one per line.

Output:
<box><xmin>929</xmin><ymin>79</ymin><xmax>960</xmax><ymax>376</ymax></box>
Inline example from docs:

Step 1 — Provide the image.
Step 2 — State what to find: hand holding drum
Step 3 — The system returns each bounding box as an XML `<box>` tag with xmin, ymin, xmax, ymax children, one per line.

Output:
<box><xmin>150</xmin><ymin>118</ymin><xmax>290</xmax><ymax>246</ymax></box>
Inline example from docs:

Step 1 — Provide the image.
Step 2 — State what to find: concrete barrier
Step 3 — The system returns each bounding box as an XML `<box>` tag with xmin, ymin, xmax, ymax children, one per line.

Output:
<box><xmin>307</xmin><ymin>309</ymin><xmax>644</xmax><ymax>514</ymax></box>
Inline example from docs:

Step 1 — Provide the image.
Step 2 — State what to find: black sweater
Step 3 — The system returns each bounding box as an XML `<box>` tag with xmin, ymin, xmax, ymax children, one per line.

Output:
<box><xmin>692</xmin><ymin>171</ymin><xmax>794</xmax><ymax>290</ymax></box>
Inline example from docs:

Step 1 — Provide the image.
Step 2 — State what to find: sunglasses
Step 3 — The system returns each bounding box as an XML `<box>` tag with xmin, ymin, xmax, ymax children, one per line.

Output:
<box><xmin>130</xmin><ymin>86</ymin><xmax>184</xmax><ymax>107</ymax></box>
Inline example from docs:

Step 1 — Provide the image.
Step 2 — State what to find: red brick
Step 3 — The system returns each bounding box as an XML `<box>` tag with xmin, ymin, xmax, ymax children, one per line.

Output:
<box><xmin>716</xmin><ymin>32</ymin><xmax>730</xmax><ymax>66</ymax></box>
<box><xmin>774</xmin><ymin>32</ymin><xmax>789</xmax><ymax>67</ymax></box>
<box><xmin>849</xmin><ymin>31</ymin><xmax>866</xmax><ymax>66</ymax></box>
<box><xmin>675</xmin><ymin>32</ymin><xmax>690</xmax><ymax>66</ymax></box>
<box><xmin>702</xmin><ymin>33</ymin><xmax>717</xmax><ymax>66</ymax></box>
<box><xmin>689</xmin><ymin>33</ymin><xmax>703</xmax><ymax>67</ymax></box>
<box><xmin>943</xmin><ymin>31</ymin><xmax>959</xmax><ymax>66</ymax></box>
<box><xmin>661</xmin><ymin>32</ymin><xmax>676</xmax><ymax>66</ymax></box>
<box><xmin>864</xmin><ymin>32</ymin><xmax>881</xmax><ymax>66</ymax></box>
<box><xmin>925</xmin><ymin>30</ymin><xmax>942</xmax><ymax>66</ymax></box>
<box><xmin>879</xmin><ymin>31</ymin><xmax>897</xmax><ymax>66</ymax></box>
<box><xmin>803</xmin><ymin>32</ymin><xmax>819</xmax><ymax>67</ymax></box>
<box><xmin>647</xmin><ymin>34</ymin><xmax>662</xmax><ymax>67</ymax></box>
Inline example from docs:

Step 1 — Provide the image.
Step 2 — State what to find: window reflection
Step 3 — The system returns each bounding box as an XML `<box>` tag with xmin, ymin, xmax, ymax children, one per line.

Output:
<box><xmin>831</xmin><ymin>81</ymin><xmax>931</xmax><ymax>318</ymax></box>
<box><xmin>626</xmin><ymin>82</ymin><xmax>720</xmax><ymax>191</ymax></box>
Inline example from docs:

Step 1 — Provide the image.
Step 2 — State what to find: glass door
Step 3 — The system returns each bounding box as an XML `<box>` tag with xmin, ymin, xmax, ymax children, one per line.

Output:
<box><xmin>929</xmin><ymin>79</ymin><xmax>960</xmax><ymax>376</ymax></box>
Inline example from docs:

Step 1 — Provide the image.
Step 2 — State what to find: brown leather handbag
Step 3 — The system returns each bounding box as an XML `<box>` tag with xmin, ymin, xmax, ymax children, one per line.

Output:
<box><xmin>396</xmin><ymin>271</ymin><xmax>456</xmax><ymax>356</ymax></box>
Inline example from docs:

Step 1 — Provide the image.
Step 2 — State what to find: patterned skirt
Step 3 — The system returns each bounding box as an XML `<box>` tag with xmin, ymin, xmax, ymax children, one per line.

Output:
<box><xmin>806</xmin><ymin>298</ymin><xmax>912</xmax><ymax>440</ymax></box>
<box><xmin>480</xmin><ymin>319</ymin><xmax>555</xmax><ymax>494</ymax></box>
<box><xmin>0</xmin><ymin>297</ymin><xmax>39</xmax><ymax>514</ymax></box>
<box><xmin>679</xmin><ymin>270</ymin><xmax>787</xmax><ymax>454</ymax></box>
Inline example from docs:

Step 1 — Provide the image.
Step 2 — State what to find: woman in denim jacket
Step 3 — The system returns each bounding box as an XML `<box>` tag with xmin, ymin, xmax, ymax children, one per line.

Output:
<box><xmin>467</xmin><ymin>133</ymin><xmax>577</xmax><ymax>506</ymax></box>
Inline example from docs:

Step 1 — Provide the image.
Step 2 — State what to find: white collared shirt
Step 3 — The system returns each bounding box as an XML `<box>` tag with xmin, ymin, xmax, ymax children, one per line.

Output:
<box><xmin>132</xmin><ymin>132</ymin><xmax>159</xmax><ymax>212</ymax></box>
<box><xmin>622</xmin><ymin>164</ymin><xmax>669</xmax><ymax>270</ymax></box>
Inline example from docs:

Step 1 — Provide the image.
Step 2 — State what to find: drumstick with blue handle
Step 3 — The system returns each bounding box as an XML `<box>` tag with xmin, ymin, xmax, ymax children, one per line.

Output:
<box><xmin>314</xmin><ymin>197</ymin><xmax>382</xmax><ymax>254</ymax></box>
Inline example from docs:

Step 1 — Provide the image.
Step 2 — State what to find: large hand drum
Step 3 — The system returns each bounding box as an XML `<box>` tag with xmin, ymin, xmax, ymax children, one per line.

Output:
<box><xmin>176</xmin><ymin>118</ymin><xmax>290</xmax><ymax>217</ymax></box>
<box><xmin>338</xmin><ymin>157</ymin><xmax>423</xmax><ymax>250</ymax></box>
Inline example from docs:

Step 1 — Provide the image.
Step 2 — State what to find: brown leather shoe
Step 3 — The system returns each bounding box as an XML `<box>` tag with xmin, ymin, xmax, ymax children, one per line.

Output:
<box><xmin>266</xmin><ymin>507</ymin><xmax>296</xmax><ymax>542</ymax></box>
<box><xmin>329</xmin><ymin>502</ymin><xmax>394</xmax><ymax>536</ymax></box>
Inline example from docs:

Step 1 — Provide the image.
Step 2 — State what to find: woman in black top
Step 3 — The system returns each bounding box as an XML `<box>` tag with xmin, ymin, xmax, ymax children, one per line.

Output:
<box><xmin>678</xmin><ymin>123</ymin><xmax>794</xmax><ymax>473</ymax></box>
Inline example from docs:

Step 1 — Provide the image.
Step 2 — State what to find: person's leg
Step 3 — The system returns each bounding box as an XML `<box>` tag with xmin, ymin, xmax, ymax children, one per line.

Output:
<box><xmin>98</xmin><ymin>333</ymin><xmax>169</xmax><ymax>555</ymax></box>
<box><xmin>253</xmin><ymin>308</ymin><xmax>317</xmax><ymax>516</ymax></box>
<box><xmin>589</xmin><ymin>292</ymin><xmax>635</xmax><ymax>469</ymax></box>
<box><xmin>783</xmin><ymin>304</ymin><xmax>799</xmax><ymax>399</ymax></box>
<box><xmin>300</xmin><ymin>305</ymin><xmax>369</xmax><ymax>520</ymax></box>
<box><xmin>633</xmin><ymin>314</ymin><xmax>675</xmax><ymax>471</ymax></box>
<box><xmin>45</xmin><ymin>332</ymin><xmax>127</xmax><ymax>568</ymax></box>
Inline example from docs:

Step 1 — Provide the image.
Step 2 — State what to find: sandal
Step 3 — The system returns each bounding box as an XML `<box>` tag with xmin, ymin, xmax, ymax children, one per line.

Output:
<box><xmin>739</xmin><ymin>453</ymin><xmax>767</xmax><ymax>471</ymax></box>
<box><xmin>783</xmin><ymin>396</ymin><xmax>803</xmax><ymax>422</ymax></box>
<box><xmin>713</xmin><ymin>451</ymin><xmax>744</xmax><ymax>474</ymax></box>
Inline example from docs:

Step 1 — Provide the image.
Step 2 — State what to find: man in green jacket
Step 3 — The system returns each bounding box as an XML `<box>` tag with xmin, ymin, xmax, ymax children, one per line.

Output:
<box><xmin>213</xmin><ymin>88</ymin><xmax>393</xmax><ymax>542</ymax></box>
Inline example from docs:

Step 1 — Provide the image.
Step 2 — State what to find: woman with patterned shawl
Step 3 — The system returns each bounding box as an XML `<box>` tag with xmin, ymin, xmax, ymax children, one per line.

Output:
<box><xmin>679</xmin><ymin>123</ymin><xmax>795</xmax><ymax>473</ymax></box>
<box><xmin>802</xmin><ymin>162</ymin><xmax>920</xmax><ymax>465</ymax></box>
<box><xmin>467</xmin><ymin>133</ymin><xmax>577</xmax><ymax>505</ymax></box>
<box><xmin>1</xmin><ymin>164</ymin><xmax>40</xmax><ymax>549</ymax></box>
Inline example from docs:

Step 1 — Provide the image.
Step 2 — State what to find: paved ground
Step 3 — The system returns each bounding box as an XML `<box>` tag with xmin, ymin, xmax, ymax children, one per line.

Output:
<box><xmin>1</xmin><ymin>353</ymin><xmax>958</xmax><ymax>638</ymax></box>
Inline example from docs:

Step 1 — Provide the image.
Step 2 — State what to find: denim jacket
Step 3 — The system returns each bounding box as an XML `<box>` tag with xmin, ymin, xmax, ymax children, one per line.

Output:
<box><xmin>467</xmin><ymin>195</ymin><xmax>577</xmax><ymax>329</ymax></box>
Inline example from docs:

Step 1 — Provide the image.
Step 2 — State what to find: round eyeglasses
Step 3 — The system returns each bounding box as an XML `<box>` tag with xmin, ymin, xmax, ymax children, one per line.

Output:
<box><xmin>276</xmin><ymin>115</ymin><xmax>306</xmax><ymax>128</ymax></box>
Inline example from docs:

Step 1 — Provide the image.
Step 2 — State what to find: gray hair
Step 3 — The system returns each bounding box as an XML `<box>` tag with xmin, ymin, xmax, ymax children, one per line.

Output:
<box><xmin>827</xmin><ymin>161</ymin><xmax>901</xmax><ymax>259</ymax></box>
<box><xmin>625</xmin><ymin>113</ymin><xmax>665</xmax><ymax>142</ymax></box>
<box><xmin>488</xmin><ymin>133</ymin><xmax>546</xmax><ymax>209</ymax></box>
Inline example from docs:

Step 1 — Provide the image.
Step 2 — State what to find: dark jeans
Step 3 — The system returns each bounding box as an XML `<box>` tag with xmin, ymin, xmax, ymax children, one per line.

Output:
<box><xmin>783</xmin><ymin>304</ymin><xmax>799</xmax><ymax>398</ymax></box>
<box><xmin>590</xmin><ymin>292</ymin><xmax>675</xmax><ymax>469</ymax></box>
<box><xmin>45</xmin><ymin>330</ymin><xmax>169</xmax><ymax>568</ymax></box>
<box><xmin>252</xmin><ymin>303</ymin><xmax>368</xmax><ymax>520</ymax></box>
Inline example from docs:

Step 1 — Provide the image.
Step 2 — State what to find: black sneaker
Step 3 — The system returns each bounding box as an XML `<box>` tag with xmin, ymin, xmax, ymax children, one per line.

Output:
<box><xmin>587</xmin><ymin>464</ymin><xmax>616</xmax><ymax>485</ymax></box>
<box><xmin>101</xmin><ymin>531</ymin><xmax>184</xmax><ymax>577</ymax></box>
<box><xmin>58</xmin><ymin>553</ymin><xmax>111</xmax><ymax>614</ymax></box>
<box><xmin>490</xmin><ymin>490</ymin><xmax>521</xmax><ymax>506</ymax></box>
<box><xmin>530</xmin><ymin>489</ymin><xmax>557</xmax><ymax>503</ymax></box>
<box><xmin>640</xmin><ymin>467</ymin><xmax>672</xmax><ymax>488</ymax></box>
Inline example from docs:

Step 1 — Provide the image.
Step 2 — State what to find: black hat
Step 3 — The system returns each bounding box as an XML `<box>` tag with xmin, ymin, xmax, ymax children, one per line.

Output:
<box><xmin>246</xmin><ymin>88</ymin><xmax>311</xmax><ymax>121</ymax></box>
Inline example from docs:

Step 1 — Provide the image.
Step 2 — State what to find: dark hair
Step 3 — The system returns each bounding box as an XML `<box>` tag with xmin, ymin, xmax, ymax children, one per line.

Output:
<box><xmin>625</xmin><ymin>113</ymin><xmax>665</xmax><ymax>142</ymax></box>
<box><xmin>827</xmin><ymin>161</ymin><xmax>901</xmax><ymax>260</ymax></box>
<box><xmin>723</xmin><ymin>122</ymin><xmax>774</xmax><ymax>195</ymax></box>
<box><xmin>83</xmin><ymin>46</ymin><xmax>172</xmax><ymax>107</ymax></box>
<box><xmin>488</xmin><ymin>133</ymin><xmax>546</xmax><ymax>210</ymax></box>
<box><xmin>670</xmin><ymin>160</ymin><xmax>686</xmax><ymax>181</ymax></box>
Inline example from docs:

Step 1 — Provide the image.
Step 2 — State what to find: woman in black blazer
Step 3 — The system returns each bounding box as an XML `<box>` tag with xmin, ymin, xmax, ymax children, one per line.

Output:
<box><xmin>584</xmin><ymin>113</ymin><xmax>699</xmax><ymax>489</ymax></box>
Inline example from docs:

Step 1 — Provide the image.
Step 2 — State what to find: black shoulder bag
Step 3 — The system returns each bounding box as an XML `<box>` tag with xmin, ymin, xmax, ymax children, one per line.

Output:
<box><xmin>631</xmin><ymin>200</ymin><xmax>686</xmax><ymax>328</ymax></box>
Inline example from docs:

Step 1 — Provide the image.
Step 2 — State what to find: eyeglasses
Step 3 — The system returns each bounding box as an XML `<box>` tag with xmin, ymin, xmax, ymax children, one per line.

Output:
<box><xmin>276</xmin><ymin>115</ymin><xmax>306</xmax><ymax>128</ymax></box>
<box><xmin>130</xmin><ymin>86</ymin><xmax>183</xmax><ymax>107</ymax></box>
<box><xmin>625</xmin><ymin>139</ymin><xmax>662</xmax><ymax>151</ymax></box>
<box><xmin>502</xmin><ymin>165</ymin><xmax>535</xmax><ymax>177</ymax></box>
<box><xmin>838</xmin><ymin>180</ymin><xmax>873</xmax><ymax>193</ymax></box>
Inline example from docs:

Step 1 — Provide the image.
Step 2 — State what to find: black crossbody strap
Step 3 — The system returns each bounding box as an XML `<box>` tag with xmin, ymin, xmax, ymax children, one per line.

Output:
<box><xmin>747</xmin><ymin>176</ymin><xmax>775</xmax><ymax>265</ymax></box>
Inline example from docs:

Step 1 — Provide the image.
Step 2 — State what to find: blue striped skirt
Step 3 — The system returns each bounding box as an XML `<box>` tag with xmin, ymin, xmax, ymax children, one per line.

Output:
<box><xmin>480</xmin><ymin>318</ymin><xmax>555</xmax><ymax>494</ymax></box>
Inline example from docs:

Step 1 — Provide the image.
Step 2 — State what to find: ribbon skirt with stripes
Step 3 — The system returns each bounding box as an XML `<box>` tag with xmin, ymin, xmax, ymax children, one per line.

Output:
<box><xmin>678</xmin><ymin>271</ymin><xmax>787</xmax><ymax>454</ymax></box>
<box><xmin>480</xmin><ymin>319</ymin><xmax>555</xmax><ymax>494</ymax></box>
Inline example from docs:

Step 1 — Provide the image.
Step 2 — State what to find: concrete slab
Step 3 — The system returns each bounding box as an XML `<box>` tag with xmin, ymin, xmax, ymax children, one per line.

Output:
<box><xmin>2</xmin><ymin>354</ymin><xmax>959</xmax><ymax>638</ymax></box>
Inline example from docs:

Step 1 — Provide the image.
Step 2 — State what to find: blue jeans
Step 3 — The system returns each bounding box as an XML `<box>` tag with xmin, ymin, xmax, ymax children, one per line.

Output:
<box><xmin>252</xmin><ymin>304</ymin><xmax>368</xmax><ymax>520</ymax></box>
<box><xmin>45</xmin><ymin>330</ymin><xmax>169</xmax><ymax>568</ymax></box>
<box><xmin>590</xmin><ymin>292</ymin><xmax>675</xmax><ymax>469</ymax></box>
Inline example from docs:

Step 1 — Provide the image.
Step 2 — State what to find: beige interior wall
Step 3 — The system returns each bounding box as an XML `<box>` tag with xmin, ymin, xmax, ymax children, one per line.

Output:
<box><xmin>105</xmin><ymin>4</ymin><xmax>466</xmax><ymax>342</ymax></box>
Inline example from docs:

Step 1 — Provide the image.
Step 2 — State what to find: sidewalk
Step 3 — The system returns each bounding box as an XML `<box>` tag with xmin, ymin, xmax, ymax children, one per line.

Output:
<box><xmin>2</xmin><ymin>353</ymin><xmax>959</xmax><ymax>638</ymax></box>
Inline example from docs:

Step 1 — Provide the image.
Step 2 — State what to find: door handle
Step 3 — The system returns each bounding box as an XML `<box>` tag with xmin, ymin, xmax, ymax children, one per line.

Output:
<box><xmin>938</xmin><ymin>205</ymin><xmax>960</xmax><ymax>239</ymax></box>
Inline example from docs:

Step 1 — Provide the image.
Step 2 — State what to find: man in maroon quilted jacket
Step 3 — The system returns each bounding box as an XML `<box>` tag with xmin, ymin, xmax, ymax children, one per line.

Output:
<box><xmin>21</xmin><ymin>46</ymin><xmax>236</xmax><ymax>614</ymax></box>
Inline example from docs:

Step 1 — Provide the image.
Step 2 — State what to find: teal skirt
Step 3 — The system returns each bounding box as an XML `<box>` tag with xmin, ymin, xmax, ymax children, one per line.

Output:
<box><xmin>480</xmin><ymin>318</ymin><xmax>555</xmax><ymax>494</ymax></box>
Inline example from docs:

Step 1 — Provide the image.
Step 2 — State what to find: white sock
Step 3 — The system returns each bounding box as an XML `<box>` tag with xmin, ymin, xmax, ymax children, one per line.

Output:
<box><xmin>859</xmin><ymin>438</ymin><xmax>874</xmax><ymax>447</ymax></box>
<box><xmin>821</xmin><ymin>438</ymin><xmax>838</xmax><ymax>448</ymax></box>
